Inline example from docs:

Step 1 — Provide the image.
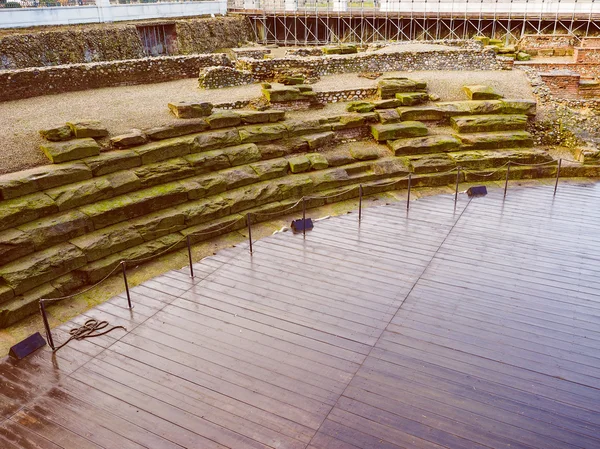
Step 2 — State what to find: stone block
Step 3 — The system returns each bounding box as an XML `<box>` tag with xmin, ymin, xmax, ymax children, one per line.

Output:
<box><xmin>17</xmin><ymin>210</ymin><xmax>94</xmax><ymax>251</ymax></box>
<box><xmin>168</xmin><ymin>101</ymin><xmax>213</xmax><ymax>118</ymax></box>
<box><xmin>176</xmin><ymin>197</ymin><xmax>232</xmax><ymax>227</ymax></box>
<box><xmin>448</xmin><ymin>149</ymin><xmax>552</xmax><ymax>169</ymax></box>
<box><xmin>451</xmin><ymin>114</ymin><xmax>528</xmax><ymax>133</ymax></box>
<box><xmin>134</xmin><ymin>135</ymin><xmax>196</xmax><ymax>164</ymax></box>
<box><xmin>238</xmin><ymin>110</ymin><xmax>286</xmax><ymax>124</ymax></box>
<box><xmin>372</xmin><ymin>158</ymin><xmax>410</xmax><ymax>176</ymax></box>
<box><xmin>67</xmin><ymin>120</ymin><xmax>108</xmax><ymax>139</ymax></box>
<box><xmin>0</xmin><ymin>193</ymin><xmax>58</xmax><ymax>232</ymax></box>
<box><xmin>309</xmin><ymin>169</ymin><xmax>351</xmax><ymax>191</ymax></box>
<box><xmin>0</xmin><ymin>229</ymin><xmax>35</xmax><ymax>265</ymax></box>
<box><xmin>71</xmin><ymin>224</ymin><xmax>144</xmax><ymax>262</ymax></box>
<box><xmin>306</xmin><ymin>153</ymin><xmax>329</xmax><ymax>170</ymax></box>
<box><xmin>408</xmin><ymin>155</ymin><xmax>456</xmax><ymax>174</ymax></box>
<box><xmin>376</xmin><ymin>109</ymin><xmax>401</xmax><ymax>124</ymax></box>
<box><xmin>284</xmin><ymin>120</ymin><xmax>331</xmax><ymax>137</ymax></box>
<box><xmin>80</xmin><ymin>182</ymin><xmax>188</xmax><ymax>229</ymax></box>
<box><xmin>41</xmin><ymin>138</ymin><xmax>100</xmax><ymax>164</ymax></box>
<box><xmin>516</xmin><ymin>52</ymin><xmax>531</xmax><ymax>61</ymax></box>
<box><xmin>0</xmin><ymin>163</ymin><xmax>92</xmax><ymax>200</ymax></box>
<box><xmin>463</xmin><ymin>85</ymin><xmax>503</xmax><ymax>100</ymax></box>
<box><xmin>397</xmin><ymin>106</ymin><xmax>446</xmax><ymax>121</ymax></box>
<box><xmin>206</xmin><ymin>111</ymin><xmax>242</xmax><ymax>129</ymax></box>
<box><xmin>83</xmin><ymin>151</ymin><xmax>141</xmax><ymax>177</ymax></box>
<box><xmin>51</xmin><ymin>272</ymin><xmax>87</xmax><ymax>296</ymax></box>
<box><xmin>346</xmin><ymin>101</ymin><xmax>375</xmax><ymax>113</ymax></box>
<box><xmin>395</xmin><ymin>92</ymin><xmax>429</xmax><ymax>106</ymax></box>
<box><xmin>279</xmin><ymin>75</ymin><xmax>305</xmax><ymax>85</ymax></box>
<box><xmin>454</xmin><ymin>131</ymin><xmax>534</xmax><ymax>150</ymax></box>
<box><xmin>220</xmin><ymin>166</ymin><xmax>260</xmax><ymax>190</ymax></box>
<box><xmin>0</xmin><ymin>283</ymin><xmax>14</xmax><ymax>305</ymax></box>
<box><xmin>45</xmin><ymin>171</ymin><xmax>140</xmax><ymax>211</ymax></box>
<box><xmin>145</xmin><ymin>120</ymin><xmax>209</xmax><ymax>140</ymax></box>
<box><xmin>182</xmin><ymin>174</ymin><xmax>228</xmax><ymax>200</ymax></box>
<box><xmin>182</xmin><ymin>215</ymin><xmax>246</xmax><ymax>243</ymax></box>
<box><xmin>110</xmin><ymin>130</ymin><xmax>148</xmax><ymax>149</ymax></box>
<box><xmin>473</xmin><ymin>36</ymin><xmax>490</xmax><ymax>46</ymax></box>
<box><xmin>373</xmin><ymin>99</ymin><xmax>402</xmax><ymax>109</ymax></box>
<box><xmin>258</xmin><ymin>138</ymin><xmax>309</xmax><ymax>159</ymax></box>
<box><xmin>39</xmin><ymin>125</ymin><xmax>73</xmax><ymax>142</ymax></box>
<box><xmin>349</xmin><ymin>147</ymin><xmax>379</xmax><ymax>161</ymax></box>
<box><xmin>288</xmin><ymin>156</ymin><xmax>311</xmax><ymax>173</ymax></box>
<box><xmin>239</xmin><ymin>124</ymin><xmax>289</xmax><ymax>144</ymax></box>
<box><xmin>225</xmin><ymin>143</ymin><xmax>262</xmax><ymax>166</ymax></box>
<box><xmin>333</xmin><ymin>114</ymin><xmax>366</xmax><ymax>130</ymax></box>
<box><xmin>193</xmin><ymin>129</ymin><xmax>241</xmax><ymax>152</ymax></box>
<box><xmin>185</xmin><ymin>150</ymin><xmax>231</xmax><ymax>175</ymax></box>
<box><xmin>388</xmin><ymin>135</ymin><xmax>461</xmax><ymax>155</ymax></box>
<box><xmin>224</xmin><ymin>177</ymin><xmax>312</xmax><ymax>214</ymax></box>
<box><xmin>133</xmin><ymin>158</ymin><xmax>194</xmax><ymax>188</ymax></box>
<box><xmin>378</xmin><ymin>79</ymin><xmax>426</xmax><ymax>99</ymax></box>
<box><xmin>249</xmin><ymin>159</ymin><xmax>289</xmax><ymax>181</ymax></box>
<box><xmin>129</xmin><ymin>209</ymin><xmax>186</xmax><ymax>242</ymax></box>
<box><xmin>501</xmin><ymin>99</ymin><xmax>537</xmax><ymax>116</ymax></box>
<box><xmin>326</xmin><ymin>153</ymin><xmax>355</xmax><ymax>167</ymax></box>
<box><xmin>262</xmin><ymin>87</ymin><xmax>306</xmax><ymax>102</ymax></box>
<box><xmin>0</xmin><ymin>243</ymin><xmax>86</xmax><ymax>295</ymax></box>
<box><xmin>301</xmin><ymin>132</ymin><xmax>335</xmax><ymax>150</ymax></box>
<box><xmin>323</xmin><ymin>44</ymin><xmax>357</xmax><ymax>54</ymax></box>
<box><xmin>370</xmin><ymin>121</ymin><xmax>428</xmax><ymax>141</ymax></box>
<box><xmin>0</xmin><ymin>283</ymin><xmax>61</xmax><ymax>328</ymax></box>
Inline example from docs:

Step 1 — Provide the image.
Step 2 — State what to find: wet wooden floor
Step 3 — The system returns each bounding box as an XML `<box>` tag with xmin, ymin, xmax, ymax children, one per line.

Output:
<box><xmin>1</xmin><ymin>183</ymin><xmax>600</xmax><ymax>449</ymax></box>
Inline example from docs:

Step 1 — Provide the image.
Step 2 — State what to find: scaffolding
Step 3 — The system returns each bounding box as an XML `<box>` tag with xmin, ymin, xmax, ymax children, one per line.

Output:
<box><xmin>229</xmin><ymin>0</ymin><xmax>600</xmax><ymax>45</ymax></box>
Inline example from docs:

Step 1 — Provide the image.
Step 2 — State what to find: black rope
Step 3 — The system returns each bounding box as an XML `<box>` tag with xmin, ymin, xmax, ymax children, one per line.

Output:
<box><xmin>53</xmin><ymin>319</ymin><xmax>126</xmax><ymax>352</ymax></box>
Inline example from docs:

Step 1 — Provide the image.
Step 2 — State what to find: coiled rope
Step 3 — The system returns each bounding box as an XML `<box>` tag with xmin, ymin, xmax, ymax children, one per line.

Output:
<box><xmin>54</xmin><ymin>319</ymin><xmax>126</xmax><ymax>352</ymax></box>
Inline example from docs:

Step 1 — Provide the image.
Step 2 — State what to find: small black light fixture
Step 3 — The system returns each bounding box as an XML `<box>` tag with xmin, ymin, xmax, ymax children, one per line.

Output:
<box><xmin>467</xmin><ymin>186</ymin><xmax>488</xmax><ymax>197</ymax></box>
<box><xmin>291</xmin><ymin>218</ymin><xmax>314</xmax><ymax>233</ymax></box>
<box><xmin>9</xmin><ymin>332</ymin><xmax>46</xmax><ymax>360</ymax></box>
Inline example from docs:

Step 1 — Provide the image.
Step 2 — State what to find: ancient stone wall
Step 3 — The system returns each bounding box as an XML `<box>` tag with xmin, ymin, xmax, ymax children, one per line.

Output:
<box><xmin>175</xmin><ymin>16</ymin><xmax>254</xmax><ymax>55</ymax></box>
<box><xmin>517</xmin><ymin>34</ymin><xmax>574</xmax><ymax>56</ymax></box>
<box><xmin>315</xmin><ymin>88</ymin><xmax>378</xmax><ymax>103</ymax></box>
<box><xmin>0</xmin><ymin>54</ymin><xmax>231</xmax><ymax>102</ymax></box>
<box><xmin>0</xmin><ymin>26</ymin><xmax>145</xmax><ymax>71</ymax></box>
<box><xmin>235</xmin><ymin>48</ymin><xmax>500</xmax><ymax>81</ymax></box>
<box><xmin>574</xmin><ymin>48</ymin><xmax>600</xmax><ymax>63</ymax></box>
<box><xmin>516</xmin><ymin>61</ymin><xmax>600</xmax><ymax>79</ymax></box>
<box><xmin>0</xmin><ymin>16</ymin><xmax>252</xmax><ymax>71</ymax></box>
<box><xmin>198</xmin><ymin>66</ymin><xmax>255</xmax><ymax>89</ymax></box>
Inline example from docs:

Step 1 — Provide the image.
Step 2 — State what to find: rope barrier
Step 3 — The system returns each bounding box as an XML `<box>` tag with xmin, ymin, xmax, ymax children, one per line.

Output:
<box><xmin>249</xmin><ymin>199</ymin><xmax>303</xmax><ymax>217</ymax></box>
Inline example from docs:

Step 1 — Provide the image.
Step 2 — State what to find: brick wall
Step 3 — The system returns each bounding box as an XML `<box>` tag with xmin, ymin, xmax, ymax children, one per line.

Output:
<box><xmin>574</xmin><ymin>48</ymin><xmax>600</xmax><ymax>63</ymax></box>
<box><xmin>516</xmin><ymin>61</ymin><xmax>600</xmax><ymax>79</ymax></box>
<box><xmin>540</xmin><ymin>71</ymin><xmax>581</xmax><ymax>99</ymax></box>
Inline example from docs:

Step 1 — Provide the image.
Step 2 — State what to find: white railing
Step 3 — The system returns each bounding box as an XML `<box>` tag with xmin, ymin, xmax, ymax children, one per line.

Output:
<box><xmin>0</xmin><ymin>0</ymin><xmax>226</xmax><ymax>28</ymax></box>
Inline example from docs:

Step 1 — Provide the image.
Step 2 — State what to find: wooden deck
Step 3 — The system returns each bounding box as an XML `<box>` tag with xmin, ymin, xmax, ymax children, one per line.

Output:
<box><xmin>1</xmin><ymin>183</ymin><xmax>600</xmax><ymax>449</ymax></box>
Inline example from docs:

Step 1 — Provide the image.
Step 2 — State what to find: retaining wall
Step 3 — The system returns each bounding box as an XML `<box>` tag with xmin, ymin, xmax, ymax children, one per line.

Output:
<box><xmin>0</xmin><ymin>53</ymin><xmax>231</xmax><ymax>102</ymax></box>
<box><xmin>236</xmin><ymin>48</ymin><xmax>501</xmax><ymax>80</ymax></box>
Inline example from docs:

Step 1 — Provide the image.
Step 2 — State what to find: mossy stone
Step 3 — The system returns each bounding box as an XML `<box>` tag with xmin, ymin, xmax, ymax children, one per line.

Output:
<box><xmin>67</xmin><ymin>120</ymin><xmax>108</xmax><ymax>139</ymax></box>
<box><xmin>301</xmin><ymin>132</ymin><xmax>335</xmax><ymax>150</ymax></box>
<box><xmin>168</xmin><ymin>101</ymin><xmax>213</xmax><ymax>119</ymax></box>
<box><xmin>145</xmin><ymin>120</ymin><xmax>209</xmax><ymax>140</ymax></box>
<box><xmin>83</xmin><ymin>151</ymin><xmax>141</xmax><ymax>177</ymax></box>
<box><xmin>0</xmin><ymin>243</ymin><xmax>86</xmax><ymax>295</ymax></box>
<box><xmin>205</xmin><ymin>111</ymin><xmax>242</xmax><ymax>129</ymax></box>
<box><xmin>370</xmin><ymin>121</ymin><xmax>428</xmax><ymax>141</ymax></box>
<box><xmin>0</xmin><ymin>229</ymin><xmax>35</xmax><ymax>265</ymax></box>
<box><xmin>378</xmin><ymin>79</ymin><xmax>426</xmax><ymax>99</ymax></box>
<box><xmin>347</xmin><ymin>101</ymin><xmax>375</xmax><ymax>113</ymax></box>
<box><xmin>193</xmin><ymin>129</ymin><xmax>241</xmax><ymax>152</ymax></box>
<box><xmin>185</xmin><ymin>150</ymin><xmax>231</xmax><ymax>174</ymax></box>
<box><xmin>225</xmin><ymin>143</ymin><xmax>262</xmax><ymax>166</ymax></box>
<box><xmin>39</xmin><ymin>125</ymin><xmax>73</xmax><ymax>142</ymax></box>
<box><xmin>110</xmin><ymin>130</ymin><xmax>148</xmax><ymax>149</ymax></box>
<box><xmin>17</xmin><ymin>210</ymin><xmax>94</xmax><ymax>251</ymax></box>
<box><xmin>133</xmin><ymin>158</ymin><xmax>194</xmax><ymax>188</ymax></box>
<box><xmin>349</xmin><ymin>147</ymin><xmax>379</xmax><ymax>161</ymax></box>
<box><xmin>284</xmin><ymin>120</ymin><xmax>331</xmax><ymax>137</ymax></box>
<box><xmin>473</xmin><ymin>36</ymin><xmax>490</xmax><ymax>46</ymax></box>
<box><xmin>501</xmin><ymin>99</ymin><xmax>536</xmax><ymax>116</ymax></box>
<box><xmin>388</xmin><ymin>135</ymin><xmax>461</xmax><ymax>155</ymax></box>
<box><xmin>288</xmin><ymin>156</ymin><xmax>311</xmax><ymax>173</ymax></box>
<box><xmin>134</xmin><ymin>135</ymin><xmax>196</xmax><ymax>164</ymax></box>
<box><xmin>250</xmin><ymin>159</ymin><xmax>289</xmax><ymax>181</ymax></box>
<box><xmin>454</xmin><ymin>130</ymin><xmax>534</xmax><ymax>150</ymax></box>
<box><xmin>395</xmin><ymin>92</ymin><xmax>429</xmax><ymax>106</ymax></box>
<box><xmin>463</xmin><ymin>85</ymin><xmax>503</xmax><ymax>100</ymax></box>
<box><xmin>0</xmin><ymin>192</ymin><xmax>58</xmax><ymax>232</ymax></box>
<box><xmin>41</xmin><ymin>138</ymin><xmax>100</xmax><ymax>164</ymax></box>
<box><xmin>306</xmin><ymin>153</ymin><xmax>329</xmax><ymax>170</ymax></box>
<box><xmin>451</xmin><ymin>114</ymin><xmax>528</xmax><ymax>133</ymax></box>
<box><xmin>377</xmin><ymin>109</ymin><xmax>401</xmax><ymax>124</ymax></box>
<box><xmin>408</xmin><ymin>155</ymin><xmax>456</xmax><ymax>174</ymax></box>
<box><xmin>71</xmin><ymin>224</ymin><xmax>144</xmax><ymax>262</ymax></box>
<box><xmin>238</xmin><ymin>124</ymin><xmax>289</xmax><ymax>144</ymax></box>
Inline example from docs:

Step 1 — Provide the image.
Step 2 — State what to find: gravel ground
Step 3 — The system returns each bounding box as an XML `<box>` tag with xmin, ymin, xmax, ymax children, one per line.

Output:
<box><xmin>0</xmin><ymin>69</ymin><xmax>533</xmax><ymax>175</ymax></box>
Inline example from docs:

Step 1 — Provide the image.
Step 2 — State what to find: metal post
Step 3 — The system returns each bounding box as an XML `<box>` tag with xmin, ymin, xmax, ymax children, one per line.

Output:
<box><xmin>554</xmin><ymin>159</ymin><xmax>562</xmax><ymax>195</ymax></box>
<box><xmin>454</xmin><ymin>167</ymin><xmax>461</xmax><ymax>203</ymax></box>
<box><xmin>358</xmin><ymin>185</ymin><xmax>363</xmax><ymax>221</ymax></box>
<box><xmin>246</xmin><ymin>213</ymin><xmax>253</xmax><ymax>254</ymax></box>
<box><xmin>407</xmin><ymin>173</ymin><xmax>412</xmax><ymax>210</ymax></box>
<box><xmin>39</xmin><ymin>301</ymin><xmax>55</xmax><ymax>351</ymax></box>
<box><xmin>121</xmin><ymin>261</ymin><xmax>132</xmax><ymax>309</ymax></box>
<box><xmin>302</xmin><ymin>197</ymin><xmax>306</xmax><ymax>238</ymax></box>
<box><xmin>504</xmin><ymin>162</ymin><xmax>510</xmax><ymax>198</ymax></box>
<box><xmin>186</xmin><ymin>235</ymin><xmax>194</xmax><ymax>278</ymax></box>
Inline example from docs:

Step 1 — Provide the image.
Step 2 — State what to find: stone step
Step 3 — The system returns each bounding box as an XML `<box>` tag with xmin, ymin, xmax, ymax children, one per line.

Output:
<box><xmin>378</xmin><ymin>78</ymin><xmax>427</xmax><ymax>99</ymax></box>
<box><xmin>451</xmin><ymin>114</ymin><xmax>528</xmax><ymax>133</ymax></box>
<box><xmin>395</xmin><ymin>92</ymin><xmax>429</xmax><ymax>106</ymax></box>
<box><xmin>371</xmin><ymin>121</ymin><xmax>428</xmax><ymax>142</ymax></box>
<box><xmin>397</xmin><ymin>99</ymin><xmax>536</xmax><ymax>121</ymax></box>
<box><xmin>388</xmin><ymin>135</ymin><xmax>461</xmax><ymax>155</ymax></box>
<box><xmin>454</xmin><ymin>131</ymin><xmax>534</xmax><ymax>150</ymax></box>
<box><xmin>447</xmin><ymin>149</ymin><xmax>554</xmax><ymax>169</ymax></box>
